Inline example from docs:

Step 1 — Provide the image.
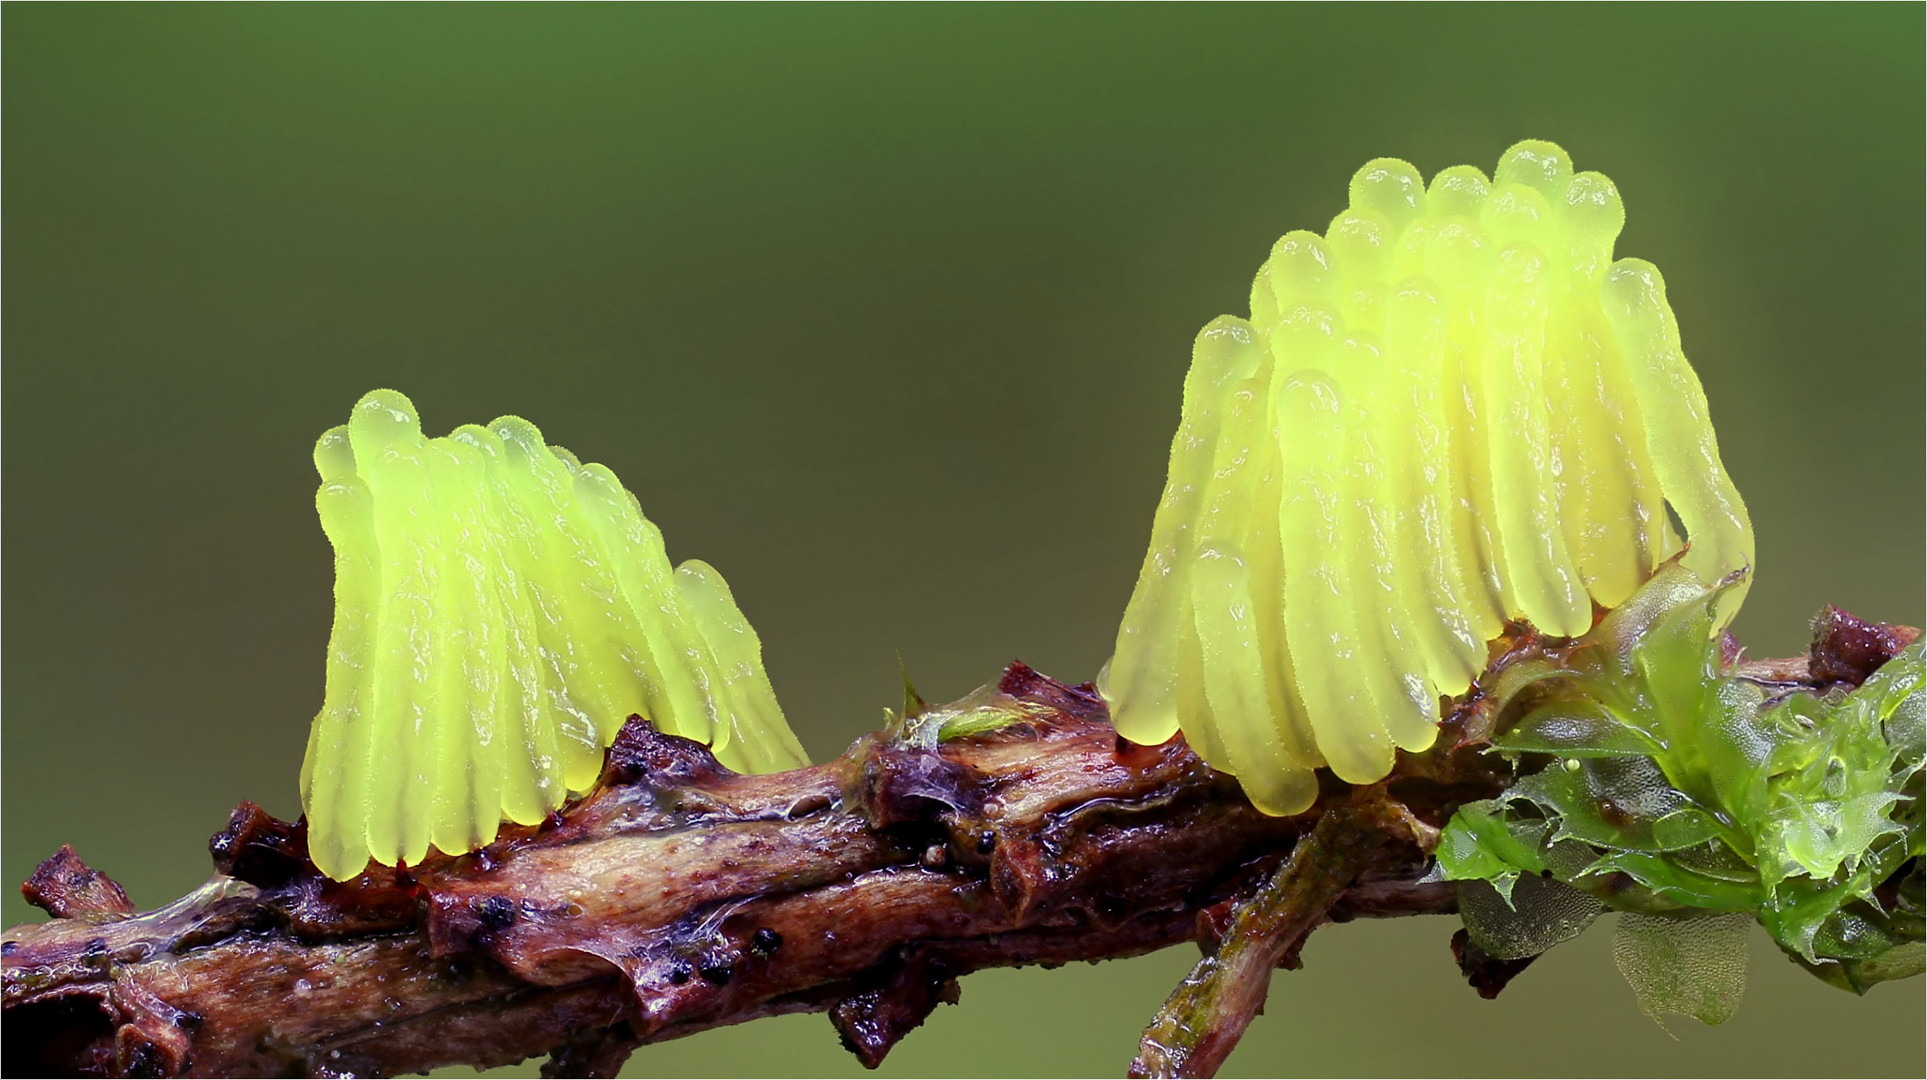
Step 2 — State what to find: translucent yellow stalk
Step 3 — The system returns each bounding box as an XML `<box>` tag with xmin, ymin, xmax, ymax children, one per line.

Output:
<box><xmin>1381</xmin><ymin>279</ymin><xmax>1484</xmax><ymax>691</ymax></box>
<box><xmin>1192</xmin><ymin>543</ymin><xmax>1317</xmax><ymax>815</ymax></box>
<box><xmin>675</xmin><ymin>559</ymin><xmax>810</xmax><ymax>775</ymax></box>
<box><xmin>1275</xmin><ymin>364</ymin><xmax>1394</xmax><ymax>784</ymax></box>
<box><xmin>1109</xmin><ymin>317</ymin><xmax>1268</xmax><ymax>746</ymax></box>
<box><xmin>1601</xmin><ymin>260</ymin><xmax>1755</xmax><ymax>622</ymax></box>
<box><xmin>1237</xmin><ymin>401</ymin><xmax>1323</xmax><ymax>770</ymax></box>
<box><xmin>301</xmin><ymin>430</ymin><xmax>381</xmax><ymax>880</ymax></box>
<box><xmin>1481</xmin><ymin>239</ymin><xmax>1591</xmax><ymax>637</ymax></box>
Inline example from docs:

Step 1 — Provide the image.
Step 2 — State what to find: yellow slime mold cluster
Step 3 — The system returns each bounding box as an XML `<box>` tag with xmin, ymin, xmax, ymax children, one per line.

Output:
<box><xmin>1103</xmin><ymin>141</ymin><xmax>1753</xmax><ymax>815</ymax></box>
<box><xmin>301</xmin><ymin>389</ymin><xmax>808</xmax><ymax>880</ymax></box>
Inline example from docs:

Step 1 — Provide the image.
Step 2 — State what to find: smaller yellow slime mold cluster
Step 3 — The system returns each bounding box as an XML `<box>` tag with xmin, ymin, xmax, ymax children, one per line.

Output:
<box><xmin>1103</xmin><ymin>141</ymin><xmax>1753</xmax><ymax>816</ymax></box>
<box><xmin>301</xmin><ymin>390</ymin><xmax>808</xmax><ymax>880</ymax></box>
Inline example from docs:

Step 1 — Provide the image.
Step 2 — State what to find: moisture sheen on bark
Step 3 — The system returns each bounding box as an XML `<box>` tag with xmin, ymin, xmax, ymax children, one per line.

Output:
<box><xmin>2</xmin><ymin>609</ymin><xmax>1912</xmax><ymax>1079</ymax></box>
<box><xmin>4</xmin><ymin>660</ymin><xmax>1491</xmax><ymax>1079</ymax></box>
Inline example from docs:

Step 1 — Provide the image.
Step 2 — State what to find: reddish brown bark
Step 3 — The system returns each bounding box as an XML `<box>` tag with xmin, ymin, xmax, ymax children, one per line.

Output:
<box><xmin>4</xmin><ymin>613</ymin><xmax>1912</xmax><ymax>1079</ymax></box>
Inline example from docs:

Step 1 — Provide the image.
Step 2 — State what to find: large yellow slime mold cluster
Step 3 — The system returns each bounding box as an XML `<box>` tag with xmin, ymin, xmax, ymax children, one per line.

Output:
<box><xmin>1103</xmin><ymin>140</ymin><xmax>1753</xmax><ymax>816</ymax></box>
<box><xmin>301</xmin><ymin>390</ymin><xmax>808</xmax><ymax>880</ymax></box>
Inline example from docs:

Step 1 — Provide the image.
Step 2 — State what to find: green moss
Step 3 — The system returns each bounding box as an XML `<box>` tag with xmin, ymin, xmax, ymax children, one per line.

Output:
<box><xmin>1435</xmin><ymin>565</ymin><xmax>1924</xmax><ymax>1019</ymax></box>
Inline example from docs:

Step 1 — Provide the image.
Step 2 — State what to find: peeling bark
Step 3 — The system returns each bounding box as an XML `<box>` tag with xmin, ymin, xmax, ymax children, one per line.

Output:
<box><xmin>4</xmin><ymin>618</ymin><xmax>1909</xmax><ymax>1079</ymax></box>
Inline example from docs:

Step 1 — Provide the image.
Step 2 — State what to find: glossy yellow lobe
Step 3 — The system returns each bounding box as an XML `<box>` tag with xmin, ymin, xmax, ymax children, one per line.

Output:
<box><xmin>1103</xmin><ymin>140</ymin><xmax>1754</xmax><ymax>808</ymax></box>
<box><xmin>301</xmin><ymin>390</ymin><xmax>809</xmax><ymax>880</ymax></box>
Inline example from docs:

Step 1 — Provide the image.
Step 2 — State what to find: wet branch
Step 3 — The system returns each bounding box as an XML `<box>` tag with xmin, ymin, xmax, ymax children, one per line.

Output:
<box><xmin>2</xmin><ymin>609</ymin><xmax>1913</xmax><ymax>1079</ymax></box>
<box><xmin>1129</xmin><ymin>802</ymin><xmax>1385</xmax><ymax>1078</ymax></box>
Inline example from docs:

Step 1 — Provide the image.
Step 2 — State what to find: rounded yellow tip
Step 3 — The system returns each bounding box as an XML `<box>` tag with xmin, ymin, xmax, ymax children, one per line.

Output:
<box><xmin>1495</xmin><ymin>139</ymin><xmax>1575</xmax><ymax>201</ymax></box>
<box><xmin>314</xmin><ymin>425</ymin><xmax>356</xmax><ymax>482</ymax></box>
<box><xmin>1349</xmin><ymin>157</ymin><xmax>1426</xmax><ymax>230</ymax></box>
<box><xmin>1425</xmin><ymin>165</ymin><xmax>1492</xmax><ymax>219</ymax></box>
<box><xmin>349</xmin><ymin>388</ymin><xmax>422</xmax><ymax>449</ymax></box>
<box><xmin>1266</xmin><ymin>230</ymin><xmax>1336</xmax><ymax>304</ymax></box>
<box><xmin>1563</xmin><ymin>171</ymin><xmax>1626</xmax><ymax>248</ymax></box>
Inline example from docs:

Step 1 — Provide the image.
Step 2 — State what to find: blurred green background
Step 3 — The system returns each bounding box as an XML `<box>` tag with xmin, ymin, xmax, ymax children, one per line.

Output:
<box><xmin>4</xmin><ymin>5</ymin><xmax>1922</xmax><ymax>1077</ymax></box>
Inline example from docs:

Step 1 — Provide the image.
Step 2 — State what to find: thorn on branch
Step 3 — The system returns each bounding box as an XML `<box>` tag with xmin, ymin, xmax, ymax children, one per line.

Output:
<box><xmin>23</xmin><ymin>846</ymin><xmax>134</xmax><ymax>921</ymax></box>
<box><xmin>1809</xmin><ymin>607</ymin><xmax>1922</xmax><ymax>686</ymax></box>
<box><xmin>1450</xmin><ymin>928</ymin><xmax>1540</xmax><ymax>1000</ymax></box>
<box><xmin>208</xmin><ymin>802</ymin><xmax>309</xmax><ymax>886</ymax></box>
<box><xmin>540</xmin><ymin>1021</ymin><xmax>643</xmax><ymax>1080</ymax></box>
<box><xmin>830</xmin><ymin>948</ymin><xmax>963</xmax><ymax>1068</ymax></box>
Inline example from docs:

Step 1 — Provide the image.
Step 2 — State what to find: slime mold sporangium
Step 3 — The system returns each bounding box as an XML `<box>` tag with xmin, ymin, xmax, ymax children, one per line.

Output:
<box><xmin>301</xmin><ymin>390</ymin><xmax>808</xmax><ymax>880</ymax></box>
<box><xmin>1101</xmin><ymin>140</ymin><xmax>1754</xmax><ymax>815</ymax></box>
